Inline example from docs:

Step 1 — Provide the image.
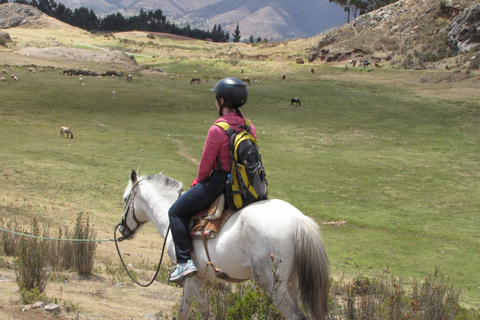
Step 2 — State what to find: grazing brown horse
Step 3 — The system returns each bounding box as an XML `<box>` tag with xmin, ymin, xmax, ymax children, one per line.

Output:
<box><xmin>291</xmin><ymin>97</ymin><xmax>301</xmax><ymax>106</ymax></box>
<box><xmin>60</xmin><ymin>126</ymin><xmax>73</xmax><ymax>139</ymax></box>
<box><xmin>190</xmin><ymin>76</ymin><xmax>201</xmax><ymax>84</ymax></box>
<box><xmin>310</xmin><ymin>68</ymin><xmax>315</xmax><ymax>74</ymax></box>
<box><xmin>241</xmin><ymin>77</ymin><xmax>250</xmax><ymax>85</ymax></box>
<box><xmin>282</xmin><ymin>74</ymin><xmax>286</xmax><ymax>81</ymax></box>
<box><xmin>63</xmin><ymin>68</ymin><xmax>73</xmax><ymax>76</ymax></box>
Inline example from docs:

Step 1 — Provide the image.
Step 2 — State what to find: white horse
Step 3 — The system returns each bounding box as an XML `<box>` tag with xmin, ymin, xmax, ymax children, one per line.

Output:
<box><xmin>60</xmin><ymin>126</ymin><xmax>73</xmax><ymax>139</ymax></box>
<box><xmin>117</xmin><ymin>170</ymin><xmax>329</xmax><ymax>320</ymax></box>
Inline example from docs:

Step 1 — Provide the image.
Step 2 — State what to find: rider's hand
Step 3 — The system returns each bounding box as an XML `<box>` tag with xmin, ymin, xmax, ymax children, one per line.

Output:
<box><xmin>190</xmin><ymin>179</ymin><xmax>198</xmax><ymax>188</ymax></box>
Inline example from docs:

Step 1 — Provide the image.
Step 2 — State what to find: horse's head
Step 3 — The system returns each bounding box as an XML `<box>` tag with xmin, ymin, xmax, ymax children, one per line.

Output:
<box><xmin>117</xmin><ymin>169</ymin><xmax>183</xmax><ymax>241</ymax></box>
<box><xmin>117</xmin><ymin>169</ymin><xmax>148</xmax><ymax>241</ymax></box>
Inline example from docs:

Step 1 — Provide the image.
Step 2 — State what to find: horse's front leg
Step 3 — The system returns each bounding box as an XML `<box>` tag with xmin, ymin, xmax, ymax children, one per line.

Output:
<box><xmin>178</xmin><ymin>275</ymin><xmax>209</xmax><ymax>320</ymax></box>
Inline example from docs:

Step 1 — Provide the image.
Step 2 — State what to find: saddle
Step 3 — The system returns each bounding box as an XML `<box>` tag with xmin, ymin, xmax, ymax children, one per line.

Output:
<box><xmin>189</xmin><ymin>194</ymin><xmax>244</xmax><ymax>282</ymax></box>
<box><xmin>190</xmin><ymin>194</ymin><xmax>235</xmax><ymax>240</ymax></box>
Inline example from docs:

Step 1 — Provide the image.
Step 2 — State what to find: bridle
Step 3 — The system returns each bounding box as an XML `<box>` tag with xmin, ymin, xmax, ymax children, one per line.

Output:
<box><xmin>114</xmin><ymin>178</ymin><xmax>170</xmax><ymax>287</ymax></box>
<box><xmin>117</xmin><ymin>178</ymin><xmax>146</xmax><ymax>241</ymax></box>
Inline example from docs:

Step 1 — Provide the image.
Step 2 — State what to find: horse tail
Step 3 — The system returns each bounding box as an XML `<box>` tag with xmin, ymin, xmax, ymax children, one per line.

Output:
<box><xmin>294</xmin><ymin>215</ymin><xmax>329</xmax><ymax>320</ymax></box>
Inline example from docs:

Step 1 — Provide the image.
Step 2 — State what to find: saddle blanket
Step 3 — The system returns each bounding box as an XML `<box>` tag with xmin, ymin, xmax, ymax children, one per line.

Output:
<box><xmin>190</xmin><ymin>194</ymin><xmax>236</xmax><ymax>239</ymax></box>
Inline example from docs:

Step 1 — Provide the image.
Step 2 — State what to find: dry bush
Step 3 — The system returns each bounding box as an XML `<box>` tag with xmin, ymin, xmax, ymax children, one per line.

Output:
<box><xmin>13</xmin><ymin>217</ymin><xmax>49</xmax><ymax>304</ymax></box>
<box><xmin>327</xmin><ymin>267</ymin><xmax>475</xmax><ymax>320</ymax></box>
<box><xmin>374</xmin><ymin>36</ymin><xmax>399</xmax><ymax>52</ymax></box>
<box><xmin>72</xmin><ymin>212</ymin><xmax>97</xmax><ymax>275</ymax></box>
<box><xmin>1</xmin><ymin>218</ymin><xmax>22</xmax><ymax>256</ymax></box>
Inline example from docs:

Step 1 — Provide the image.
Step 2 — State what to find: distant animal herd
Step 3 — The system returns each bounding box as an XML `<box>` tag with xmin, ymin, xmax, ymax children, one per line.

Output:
<box><xmin>4</xmin><ymin>59</ymin><xmax>384</xmax><ymax>142</ymax></box>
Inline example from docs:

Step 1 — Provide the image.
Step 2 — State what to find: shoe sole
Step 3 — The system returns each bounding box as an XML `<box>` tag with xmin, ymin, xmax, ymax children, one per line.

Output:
<box><xmin>168</xmin><ymin>269</ymin><xmax>198</xmax><ymax>283</ymax></box>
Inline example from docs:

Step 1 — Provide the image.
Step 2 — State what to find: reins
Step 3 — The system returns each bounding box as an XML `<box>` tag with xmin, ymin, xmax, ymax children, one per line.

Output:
<box><xmin>114</xmin><ymin>224</ymin><xmax>169</xmax><ymax>287</ymax></box>
<box><xmin>114</xmin><ymin>178</ymin><xmax>169</xmax><ymax>287</ymax></box>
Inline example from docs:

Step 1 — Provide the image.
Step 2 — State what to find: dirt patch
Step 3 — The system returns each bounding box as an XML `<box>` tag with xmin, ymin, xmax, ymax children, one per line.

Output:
<box><xmin>115</xmin><ymin>31</ymin><xmax>203</xmax><ymax>42</ymax></box>
<box><xmin>0</xmin><ymin>44</ymin><xmax>139</xmax><ymax>72</ymax></box>
<box><xmin>19</xmin><ymin>46</ymin><xmax>134</xmax><ymax>65</ymax></box>
<box><xmin>0</xmin><ymin>233</ymin><xmax>182</xmax><ymax>320</ymax></box>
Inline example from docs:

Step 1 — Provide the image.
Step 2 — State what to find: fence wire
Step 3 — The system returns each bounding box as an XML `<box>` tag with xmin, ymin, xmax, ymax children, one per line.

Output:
<box><xmin>0</xmin><ymin>226</ymin><xmax>113</xmax><ymax>242</ymax></box>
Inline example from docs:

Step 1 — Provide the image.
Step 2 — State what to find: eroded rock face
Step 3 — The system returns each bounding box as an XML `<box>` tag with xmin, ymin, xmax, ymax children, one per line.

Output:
<box><xmin>446</xmin><ymin>3</ymin><xmax>480</xmax><ymax>53</ymax></box>
<box><xmin>0</xmin><ymin>3</ymin><xmax>42</xmax><ymax>28</ymax></box>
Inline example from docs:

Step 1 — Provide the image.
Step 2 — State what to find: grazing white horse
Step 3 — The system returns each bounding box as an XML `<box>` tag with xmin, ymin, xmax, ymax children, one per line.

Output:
<box><xmin>60</xmin><ymin>126</ymin><xmax>73</xmax><ymax>139</ymax></box>
<box><xmin>117</xmin><ymin>170</ymin><xmax>329</xmax><ymax>320</ymax></box>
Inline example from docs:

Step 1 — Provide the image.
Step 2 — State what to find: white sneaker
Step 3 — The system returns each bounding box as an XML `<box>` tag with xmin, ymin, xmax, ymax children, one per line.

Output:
<box><xmin>168</xmin><ymin>260</ymin><xmax>198</xmax><ymax>282</ymax></box>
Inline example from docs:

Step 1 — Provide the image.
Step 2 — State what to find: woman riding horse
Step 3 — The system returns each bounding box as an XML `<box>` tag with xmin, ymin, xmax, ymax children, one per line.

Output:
<box><xmin>168</xmin><ymin>77</ymin><xmax>255</xmax><ymax>282</ymax></box>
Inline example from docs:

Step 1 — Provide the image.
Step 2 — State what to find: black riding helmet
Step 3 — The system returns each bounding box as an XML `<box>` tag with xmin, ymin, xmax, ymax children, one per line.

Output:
<box><xmin>210</xmin><ymin>77</ymin><xmax>248</xmax><ymax>109</ymax></box>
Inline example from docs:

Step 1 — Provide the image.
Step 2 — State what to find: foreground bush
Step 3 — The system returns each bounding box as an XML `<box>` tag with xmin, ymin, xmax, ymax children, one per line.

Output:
<box><xmin>72</xmin><ymin>212</ymin><xmax>97</xmax><ymax>275</ymax></box>
<box><xmin>163</xmin><ymin>266</ymin><xmax>479</xmax><ymax>320</ymax></box>
<box><xmin>13</xmin><ymin>218</ymin><xmax>49</xmax><ymax>304</ymax></box>
<box><xmin>329</xmin><ymin>266</ymin><xmax>478</xmax><ymax>320</ymax></box>
<box><xmin>1</xmin><ymin>218</ymin><xmax>22</xmax><ymax>256</ymax></box>
<box><xmin>2</xmin><ymin>213</ymin><xmax>98</xmax><ymax>303</ymax></box>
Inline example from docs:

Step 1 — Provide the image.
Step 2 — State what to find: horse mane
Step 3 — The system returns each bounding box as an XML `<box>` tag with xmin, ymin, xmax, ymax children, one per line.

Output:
<box><xmin>145</xmin><ymin>173</ymin><xmax>184</xmax><ymax>199</ymax></box>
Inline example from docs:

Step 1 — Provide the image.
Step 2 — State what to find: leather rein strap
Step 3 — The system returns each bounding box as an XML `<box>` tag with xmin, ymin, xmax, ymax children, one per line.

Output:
<box><xmin>200</xmin><ymin>221</ymin><xmax>247</xmax><ymax>283</ymax></box>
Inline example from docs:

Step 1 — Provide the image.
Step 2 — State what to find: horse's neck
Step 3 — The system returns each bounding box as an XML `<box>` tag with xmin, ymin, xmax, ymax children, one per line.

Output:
<box><xmin>143</xmin><ymin>189</ymin><xmax>173</xmax><ymax>236</ymax></box>
<box><xmin>141</xmin><ymin>185</ymin><xmax>177</xmax><ymax>259</ymax></box>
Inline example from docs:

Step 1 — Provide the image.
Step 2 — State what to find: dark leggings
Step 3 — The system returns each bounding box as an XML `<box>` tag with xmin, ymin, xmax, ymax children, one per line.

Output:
<box><xmin>168</xmin><ymin>171</ymin><xmax>226</xmax><ymax>263</ymax></box>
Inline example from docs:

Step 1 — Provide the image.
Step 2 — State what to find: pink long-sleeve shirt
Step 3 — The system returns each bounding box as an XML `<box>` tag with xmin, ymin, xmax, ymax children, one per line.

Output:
<box><xmin>196</xmin><ymin>112</ymin><xmax>257</xmax><ymax>182</ymax></box>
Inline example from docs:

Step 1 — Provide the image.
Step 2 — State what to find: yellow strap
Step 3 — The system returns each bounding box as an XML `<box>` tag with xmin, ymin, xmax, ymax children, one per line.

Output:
<box><xmin>214</xmin><ymin>119</ymin><xmax>251</xmax><ymax>132</ymax></box>
<box><xmin>215</xmin><ymin>121</ymin><xmax>230</xmax><ymax>131</ymax></box>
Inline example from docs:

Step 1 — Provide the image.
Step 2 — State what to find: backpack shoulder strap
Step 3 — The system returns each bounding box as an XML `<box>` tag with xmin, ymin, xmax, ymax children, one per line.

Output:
<box><xmin>215</xmin><ymin>121</ymin><xmax>235</xmax><ymax>136</ymax></box>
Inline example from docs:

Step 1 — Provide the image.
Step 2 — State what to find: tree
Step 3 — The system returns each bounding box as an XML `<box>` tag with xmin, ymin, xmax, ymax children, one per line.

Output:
<box><xmin>54</xmin><ymin>3</ymin><xmax>72</xmax><ymax>23</ymax></box>
<box><xmin>329</xmin><ymin>0</ymin><xmax>396</xmax><ymax>23</ymax></box>
<box><xmin>233</xmin><ymin>23</ymin><xmax>241</xmax><ymax>43</ymax></box>
<box><xmin>249</xmin><ymin>34</ymin><xmax>254</xmax><ymax>43</ymax></box>
<box><xmin>101</xmin><ymin>12</ymin><xmax>126</xmax><ymax>31</ymax></box>
<box><xmin>71</xmin><ymin>7</ymin><xmax>98</xmax><ymax>31</ymax></box>
<box><xmin>37</xmin><ymin>0</ymin><xmax>57</xmax><ymax>16</ymax></box>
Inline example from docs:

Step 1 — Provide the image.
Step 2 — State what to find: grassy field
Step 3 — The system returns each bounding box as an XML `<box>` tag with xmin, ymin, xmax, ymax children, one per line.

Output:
<box><xmin>1</xmin><ymin>37</ymin><xmax>480</xmax><ymax>317</ymax></box>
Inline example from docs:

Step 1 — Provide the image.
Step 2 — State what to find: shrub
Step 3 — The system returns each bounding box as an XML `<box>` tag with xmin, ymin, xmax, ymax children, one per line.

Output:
<box><xmin>328</xmin><ymin>266</ymin><xmax>471</xmax><ymax>320</ymax></box>
<box><xmin>1</xmin><ymin>218</ymin><xmax>22</xmax><ymax>256</ymax></box>
<box><xmin>72</xmin><ymin>212</ymin><xmax>97</xmax><ymax>275</ymax></box>
<box><xmin>469</xmin><ymin>55</ymin><xmax>480</xmax><ymax>69</ymax></box>
<box><xmin>164</xmin><ymin>266</ymin><xmax>478</xmax><ymax>320</ymax></box>
<box><xmin>59</xmin><ymin>226</ymin><xmax>75</xmax><ymax>270</ymax></box>
<box><xmin>105</xmin><ymin>259</ymin><xmax>130</xmax><ymax>284</ymax></box>
<box><xmin>375</xmin><ymin>36</ymin><xmax>400</xmax><ymax>52</ymax></box>
<box><xmin>13</xmin><ymin>218</ymin><xmax>50</xmax><ymax>303</ymax></box>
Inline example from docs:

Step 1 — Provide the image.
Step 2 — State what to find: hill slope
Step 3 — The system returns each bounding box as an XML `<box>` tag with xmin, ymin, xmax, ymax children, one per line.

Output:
<box><xmin>308</xmin><ymin>0</ymin><xmax>480</xmax><ymax>70</ymax></box>
<box><xmin>49</xmin><ymin>0</ymin><xmax>346</xmax><ymax>40</ymax></box>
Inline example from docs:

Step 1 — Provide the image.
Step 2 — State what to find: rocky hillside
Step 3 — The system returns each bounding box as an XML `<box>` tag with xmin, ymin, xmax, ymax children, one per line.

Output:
<box><xmin>308</xmin><ymin>0</ymin><xmax>480</xmax><ymax>70</ymax></box>
<box><xmin>0</xmin><ymin>3</ymin><xmax>41</xmax><ymax>28</ymax></box>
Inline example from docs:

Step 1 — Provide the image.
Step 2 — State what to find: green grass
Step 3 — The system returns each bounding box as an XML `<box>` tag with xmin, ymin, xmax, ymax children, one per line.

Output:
<box><xmin>1</xmin><ymin>65</ymin><xmax>479</xmax><ymax>308</ymax></box>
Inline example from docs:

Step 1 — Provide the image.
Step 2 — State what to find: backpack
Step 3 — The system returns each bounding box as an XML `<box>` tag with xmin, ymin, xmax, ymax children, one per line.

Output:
<box><xmin>215</xmin><ymin>119</ymin><xmax>268</xmax><ymax>210</ymax></box>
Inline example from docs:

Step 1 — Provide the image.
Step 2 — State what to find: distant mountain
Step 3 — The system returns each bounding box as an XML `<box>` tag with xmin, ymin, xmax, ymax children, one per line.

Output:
<box><xmin>55</xmin><ymin>0</ymin><xmax>346</xmax><ymax>40</ymax></box>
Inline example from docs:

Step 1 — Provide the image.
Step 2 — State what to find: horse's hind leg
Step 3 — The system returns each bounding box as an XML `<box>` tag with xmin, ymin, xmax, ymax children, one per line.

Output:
<box><xmin>252</xmin><ymin>266</ymin><xmax>306</xmax><ymax>320</ymax></box>
<box><xmin>179</xmin><ymin>276</ymin><xmax>209</xmax><ymax>320</ymax></box>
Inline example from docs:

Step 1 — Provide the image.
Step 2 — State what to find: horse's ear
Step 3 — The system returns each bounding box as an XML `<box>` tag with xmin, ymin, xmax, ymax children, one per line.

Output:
<box><xmin>159</xmin><ymin>170</ymin><xmax>163</xmax><ymax>175</ymax></box>
<box><xmin>130</xmin><ymin>169</ymin><xmax>137</xmax><ymax>183</ymax></box>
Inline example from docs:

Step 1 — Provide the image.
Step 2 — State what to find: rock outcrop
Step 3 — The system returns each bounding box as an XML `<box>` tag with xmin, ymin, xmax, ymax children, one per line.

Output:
<box><xmin>445</xmin><ymin>3</ymin><xmax>480</xmax><ymax>53</ymax></box>
<box><xmin>307</xmin><ymin>0</ymin><xmax>480</xmax><ymax>68</ymax></box>
<box><xmin>0</xmin><ymin>3</ymin><xmax>42</xmax><ymax>28</ymax></box>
